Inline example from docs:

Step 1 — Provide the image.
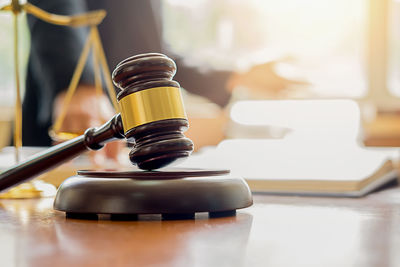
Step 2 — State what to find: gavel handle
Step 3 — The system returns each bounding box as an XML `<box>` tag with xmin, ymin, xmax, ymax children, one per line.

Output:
<box><xmin>0</xmin><ymin>114</ymin><xmax>125</xmax><ymax>192</ymax></box>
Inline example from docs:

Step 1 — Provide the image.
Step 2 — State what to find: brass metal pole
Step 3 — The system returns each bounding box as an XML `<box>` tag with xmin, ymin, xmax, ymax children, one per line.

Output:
<box><xmin>12</xmin><ymin>11</ymin><xmax>22</xmax><ymax>163</ymax></box>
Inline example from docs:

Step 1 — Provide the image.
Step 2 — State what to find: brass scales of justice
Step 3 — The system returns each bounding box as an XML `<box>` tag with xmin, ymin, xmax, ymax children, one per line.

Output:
<box><xmin>0</xmin><ymin>0</ymin><xmax>252</xmax><ymax>220</ymax></box>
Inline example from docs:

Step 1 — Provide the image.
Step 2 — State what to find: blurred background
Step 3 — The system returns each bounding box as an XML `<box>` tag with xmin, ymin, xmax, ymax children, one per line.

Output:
<box><xmin>163</xmin><ymin>0</ymin><xmax>400</xmax><ymax>149</ymax></box>
<box><xmin>1</xmin><ymin>0</ymin><xmax>400</xmax><ymax>151</ymax></box>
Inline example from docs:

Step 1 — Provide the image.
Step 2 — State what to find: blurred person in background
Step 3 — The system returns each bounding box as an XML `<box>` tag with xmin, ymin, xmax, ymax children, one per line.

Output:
<box><xmin>23</xmin><ymin>0</ymin><xmax>303</xmax><ymax>162</ymax></box>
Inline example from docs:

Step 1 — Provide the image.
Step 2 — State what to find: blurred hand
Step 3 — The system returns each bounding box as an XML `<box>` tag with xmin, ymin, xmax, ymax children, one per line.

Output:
<box><xmin>53</xmin><ymin>84</ymin><xmax>123</xmax><ymax>165</ymax></box>
<box><xmin>227</xmin><ymin>61</ymin><xmax>308</xmax><ymax>98</ymax></box>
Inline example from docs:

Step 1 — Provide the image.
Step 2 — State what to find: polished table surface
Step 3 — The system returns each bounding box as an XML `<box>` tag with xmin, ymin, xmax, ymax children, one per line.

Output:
<box><xmin>1</xmin><ymin>187</ymin><xmax>400</xmax><ymax>267</ymax></box>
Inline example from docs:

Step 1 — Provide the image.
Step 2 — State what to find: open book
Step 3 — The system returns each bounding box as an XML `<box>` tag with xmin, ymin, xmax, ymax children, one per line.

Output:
<box><xmin>246</xmin><ymin>159</ymin><xmax>396</xmax><ymax>197</ymax></box>
<box><xmin>178</xmin><ymin>139</ymin><xmax>399</xmax><ymax>197</ymax></box>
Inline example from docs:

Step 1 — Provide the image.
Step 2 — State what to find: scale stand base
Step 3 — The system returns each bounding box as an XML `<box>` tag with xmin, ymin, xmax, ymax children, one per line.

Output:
<box><xmin>54</xmin><ymin>168</ymin><xmax>253</xmax><ymax>220</ymax></box>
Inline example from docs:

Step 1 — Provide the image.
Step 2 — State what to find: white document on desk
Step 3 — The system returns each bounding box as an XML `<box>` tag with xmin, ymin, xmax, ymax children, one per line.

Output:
<box><xmin>177</xmin><ymin>139</ymin><xmax>399</xmax><ymax>197</ymax></box>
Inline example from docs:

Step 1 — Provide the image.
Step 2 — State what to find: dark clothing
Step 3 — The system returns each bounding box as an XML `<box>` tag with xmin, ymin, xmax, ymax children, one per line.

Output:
<box><xmin>23</xmin><ymin>0</ymin><xmax>232</xmax><ymax>146</ymax></box>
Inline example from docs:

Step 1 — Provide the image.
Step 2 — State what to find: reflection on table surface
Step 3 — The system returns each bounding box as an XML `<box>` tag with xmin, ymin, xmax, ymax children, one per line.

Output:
<box><xmin>1</xmin><ymin>187</ymin><xmax>400</xmax><ymax>267</ymax></box>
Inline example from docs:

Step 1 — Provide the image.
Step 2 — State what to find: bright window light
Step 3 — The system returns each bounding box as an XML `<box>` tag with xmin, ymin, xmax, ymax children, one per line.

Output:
<box><xmin>163</xmin><ymin>0</ymin><xmax>367</xmax><ymax>98</ymax></box>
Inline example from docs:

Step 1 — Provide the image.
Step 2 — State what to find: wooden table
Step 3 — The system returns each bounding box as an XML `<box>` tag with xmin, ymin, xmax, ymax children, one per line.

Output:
<box><xmin>1</xmin><ymin>187</ymin><xmax>400</xmax><ymax>267</ymax></box>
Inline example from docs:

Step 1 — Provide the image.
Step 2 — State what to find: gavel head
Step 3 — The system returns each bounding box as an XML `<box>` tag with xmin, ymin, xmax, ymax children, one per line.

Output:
<box><xmin>112</xmin><ymin>53</ymin><xmax>194</xmax><ymax>170</ymax></box>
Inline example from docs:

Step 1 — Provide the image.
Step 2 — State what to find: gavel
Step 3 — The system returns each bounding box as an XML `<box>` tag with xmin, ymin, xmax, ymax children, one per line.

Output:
<box><xmin>0</xmin><ymin>53</ymin><xmax>194</xmax><ymax>192</ymax></box>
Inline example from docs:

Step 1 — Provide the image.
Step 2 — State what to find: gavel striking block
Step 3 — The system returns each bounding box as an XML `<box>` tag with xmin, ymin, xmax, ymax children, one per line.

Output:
<box><xmin>0</xmin><ymin>53</ymin><xmax>252</xmax><ymax>220</ymax></box>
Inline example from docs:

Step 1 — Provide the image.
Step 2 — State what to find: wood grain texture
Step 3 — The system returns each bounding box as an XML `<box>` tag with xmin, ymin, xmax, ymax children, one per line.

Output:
<box><xmin>1</xmin><ymin>187</ymin><xmax>400</xmax><ymax>267</ymax></box>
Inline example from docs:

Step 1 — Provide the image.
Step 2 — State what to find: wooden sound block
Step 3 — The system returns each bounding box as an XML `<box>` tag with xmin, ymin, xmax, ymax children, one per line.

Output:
<box><xmin>53</xmin><ymin>168</ymin><xmax>253</xmax><ymax>220</ymax></box>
